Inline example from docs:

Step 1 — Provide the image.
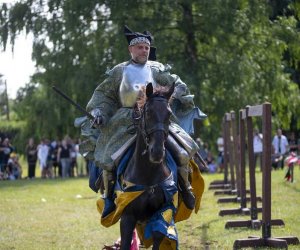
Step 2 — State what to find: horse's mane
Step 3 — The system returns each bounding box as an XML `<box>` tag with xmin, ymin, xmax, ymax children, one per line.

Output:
<box><xmin>136</xmin><ymin>84</ymin><xmax>171</xmax><ymax>109</ymax></box>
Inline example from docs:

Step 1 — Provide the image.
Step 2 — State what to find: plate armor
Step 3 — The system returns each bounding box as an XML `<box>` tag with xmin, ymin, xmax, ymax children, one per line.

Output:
<box><xmin>119</xmin><ymin>62</ymin><xmax>156</xmax><ymax>107</ymax></box>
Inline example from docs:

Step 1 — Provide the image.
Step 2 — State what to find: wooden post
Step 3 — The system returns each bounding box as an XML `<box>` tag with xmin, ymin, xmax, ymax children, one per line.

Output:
<box><xmin>233</xmin><ymin>103</ymin><xmax>299</xmax><ymax>249</ymax></box>
<box><xmin>209</xmin><ymin>117</ymin><xmax>231</xmax><ymax>189</ymax></box>
<box><xmin>214</xmin><ymin>113</ymin><xmax>237</xmax><ymax>196</ymax></box>
<box><xmin>225</xmin><ymin>109</ymin><xmax>262</xmax><ymax>227</ymax></box>
<box><xmin>217</xmin><ymin>109</ymin><xmax>259</xmax><ymax>204</ymax></box>
<box><xmin>246</xmin><ymin>105</ymin><xmax>260</xmax><ymax>222</ymax></box>
<box><xmin>219</xmin><ymin>110</ymin><xmax>261</xmax><ymax>217</ymax></box>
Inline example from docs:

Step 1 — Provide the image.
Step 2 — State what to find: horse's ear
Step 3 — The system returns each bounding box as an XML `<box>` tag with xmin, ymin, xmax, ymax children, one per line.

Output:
<box><xmin>165</xmin><ymin>82</ymin><xmax>175</xmax><ymax>100</ymax></box>
<box><xmin>146</xmin><ymin>82</ymin><xmax>153</xmax><ymax>98</ymax></box>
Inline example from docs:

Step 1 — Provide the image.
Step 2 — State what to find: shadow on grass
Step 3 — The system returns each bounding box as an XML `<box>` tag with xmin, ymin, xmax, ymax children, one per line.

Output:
<box><xmin>197</xmin><ymin>217</ymin><xmax>260</xmax><ymax>249</ymax></box>
<box><xmin>197</xmin><ymin>219</ymin><xmax>219</xmax><ymax>248</ymax></box>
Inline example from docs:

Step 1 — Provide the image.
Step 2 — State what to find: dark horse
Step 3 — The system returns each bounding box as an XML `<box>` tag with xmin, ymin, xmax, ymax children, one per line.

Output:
<box><xmin>120</xmin><ymin>82</ymin><xmax>176</xmax><ymax>250</ymax></box>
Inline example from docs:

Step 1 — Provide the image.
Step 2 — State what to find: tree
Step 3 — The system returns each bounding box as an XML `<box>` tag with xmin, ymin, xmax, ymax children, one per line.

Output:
<box><xmin>1</xmin><ymin>0</ymin><xmax>300</xmax><ymax>145</ymax></box>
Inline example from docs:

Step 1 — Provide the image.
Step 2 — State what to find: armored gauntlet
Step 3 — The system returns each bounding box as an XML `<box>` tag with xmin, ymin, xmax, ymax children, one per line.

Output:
<box><xmin>90</xmin><ymin>108</ymin><xmax>103</xmax><ymax>127</ymax></box>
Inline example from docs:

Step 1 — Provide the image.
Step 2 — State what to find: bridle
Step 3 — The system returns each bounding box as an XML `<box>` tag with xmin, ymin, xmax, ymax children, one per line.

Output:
<box><xmin>132</xmin><ymin>94</ymin><xmax>170</xmax><ymax>154</ymax></box>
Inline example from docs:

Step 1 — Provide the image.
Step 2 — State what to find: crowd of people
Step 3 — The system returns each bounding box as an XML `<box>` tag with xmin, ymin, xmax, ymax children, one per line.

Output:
<box><xmin>0</xmin><ymin>136</ymin><xmax>88</xmax><ymax>181</ymax></box>
<box><xmin>0</xmin><ymin>128</ymin><xmax>299</xmax><ymax>181</ymax></box>
<box><xmin>195</xmin><ymin>128</ymin><xmax>299</xmax><ymax>174</ymax></box>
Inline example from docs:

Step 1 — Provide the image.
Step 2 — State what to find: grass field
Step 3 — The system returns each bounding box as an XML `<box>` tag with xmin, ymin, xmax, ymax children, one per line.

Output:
<box><xmin>0</xmin><ymin>165</ymin><xmax>299</xmax><ymax>249</ymax></box>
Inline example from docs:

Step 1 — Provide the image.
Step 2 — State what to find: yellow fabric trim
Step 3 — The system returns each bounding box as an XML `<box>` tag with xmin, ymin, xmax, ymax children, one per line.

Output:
<box><xmin>134</xmin><ymin>160</ymin><xmax>205</xmax><ymax>250</ymax></box>
<box><xmin>96</xmin><ymin>159</ymin><xmax>205</xmax><ymax>250</ymax></box>
<box><xmin>97</xmin><ymin>190</ymin><xmax>144</xmax><ymax>228</ymax></box>
<box><xmin>161</xmin><ymin>208</ymin><xmax>173</xmax><ymax>224</ymax></box>
<box><xmin>159</xmin><ymin>239</ymin><xmax>177</xmax><ymax>250</ymax></box>
<box><xmin>135</xmin><ymin>223</ymin><xmax>177</xmax><ymax>250</ymax></box>
<box><xmin>174</xmin><ymin>159</ymin><xmax>205</xmax><ymax>222</ymax></box>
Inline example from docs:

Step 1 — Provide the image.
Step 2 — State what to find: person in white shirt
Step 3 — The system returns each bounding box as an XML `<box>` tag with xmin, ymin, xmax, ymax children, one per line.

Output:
<box><xmin>37</xmin><ymin>139</ymin><xmax>49</xmax><ymax>178</ymax></box>
<box><xmin>272</xmin><ymin>129</ymin><xmax>289</xmax><ymax>169</ymax></box>
<box><xmin>253</xmin><ymin>128</ymin><xmax>263</xmax><ymax>171</ymax></box>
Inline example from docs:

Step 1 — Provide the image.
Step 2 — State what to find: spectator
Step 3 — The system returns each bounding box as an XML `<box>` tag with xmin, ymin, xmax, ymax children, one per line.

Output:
<box><xmin>25</xmin><ymin>138</ymin><xmax>38</xmax><ymax>179</ymax></box>
<box><xmin>69</xmin><ymin>139</ymin><xmax>77</xmax><ymax>177</ymax></box>
<box><xmin>7</xmin><ymin>153</ymin><xmax>22</xmax><ymax>180</ymax></box>
<box><xmin>271</xmin><ymin>149</ymin><xmax>283</xmax><ymax>170</ymax></box>
<box><xmin>51</xmin><ymin>139</ymin><xmax>61</xmax><ymax>178</ymax></box>
<box><xmin>288</xmin><ymin>132</ymin><xmax>298</xmax><ymax>154</ymax></box>
<box><xmin>0</xmin><ymin>138</ymin><xmax>15</xmax><ymax>174</ymax></box>
<box><xmin>0</xmin><ymin>137</ymin><xmax>4</xmax><ymax>174</ymax></box>
<box><xmin>272</xmin><ymin>129</ymin><xmax>289</xmax><ymax>169</ymax></box>
<box><xmin>45</xmin><ymin>139</ymin><xmax>54</xmax><ymax>178</ymax></box>
<box><xmin>216</xmin><ymin>134</ymin><xmax>224</xmax><ymax>172</ymax></box>
<box><xmin>75</xmin><ymin>138</ymin><xmax>86</xmax><ymax>177</ymax></box>
<box><xmin>37</xmin><ymin>139</ymin><xmax>49</xmax><ymax>178</ymax></box>
<box><xmin>206</xmin><ymin>151</ymin><xmax>218</xmax><ymax>173</ymax></box>
<box><xmin>253</xmin><ymin>128</ymin><xmax>263</xmax><ymax>171</ymax></box>
<box><xmin>57</xmin><ymin>139</ymin><xmax>72</xmax><ymax>178</ymax></box>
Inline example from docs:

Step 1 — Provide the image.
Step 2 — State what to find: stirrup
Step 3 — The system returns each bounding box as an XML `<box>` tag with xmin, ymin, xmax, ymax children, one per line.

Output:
<box><xmin>102</xmin><ymin>198</ymin><xmax>116</xmax><ymax>218</ymax></box>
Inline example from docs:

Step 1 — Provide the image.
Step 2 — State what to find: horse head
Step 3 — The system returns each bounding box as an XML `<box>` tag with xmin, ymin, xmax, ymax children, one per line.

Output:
<box><xmin>139</xmin><ymin>82</ymin><xmax>175</xmax><ymax>164</ymax></box>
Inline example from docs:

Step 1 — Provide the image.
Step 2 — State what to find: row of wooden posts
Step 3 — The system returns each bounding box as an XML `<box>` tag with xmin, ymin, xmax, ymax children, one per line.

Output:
<box><xmin>208</xmin><ymin>103</ymin><xmax>299</xmax><ymax>249</ymax></box>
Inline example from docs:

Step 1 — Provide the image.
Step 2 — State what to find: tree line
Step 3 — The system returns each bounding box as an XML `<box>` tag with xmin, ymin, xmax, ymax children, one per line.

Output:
<box><xmin>0</xmin><ymin>0</ymin><xmax>300</xmax><ymax>148</ymax></box>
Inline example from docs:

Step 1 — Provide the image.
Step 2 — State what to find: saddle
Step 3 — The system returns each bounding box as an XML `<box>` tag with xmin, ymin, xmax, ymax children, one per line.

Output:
<box><xmin>111</xmin><ymin>123</ymin><xmax>199</xmax><ymax>168</ymax></box>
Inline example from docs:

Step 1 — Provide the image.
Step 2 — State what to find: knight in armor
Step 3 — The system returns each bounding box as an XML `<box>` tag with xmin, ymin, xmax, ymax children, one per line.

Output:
<box><xmin>75</xmin><ymin>26</ymin><xmax>206</xmax><ymax>218</ymax></box>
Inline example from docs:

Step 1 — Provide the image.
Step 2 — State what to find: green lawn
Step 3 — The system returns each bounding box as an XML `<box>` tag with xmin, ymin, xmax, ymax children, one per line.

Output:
<box><xmin>0</xmin><ymin>167</ymin><xmax>299</xmax><ymax>249</ymax></box>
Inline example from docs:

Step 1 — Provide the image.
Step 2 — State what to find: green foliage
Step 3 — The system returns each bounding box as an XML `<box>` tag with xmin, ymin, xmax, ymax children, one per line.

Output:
<box><xmin>0</xmin><ymin>119</ymin><xmax>24</xmax><ymax>134</ymax></box>
<box><xmin>0</xmin><ymin>119</ymin><xmax>25</xmax><ymax>152</ymax></box>
<box><xmin>1</xmin><ymin>0</ymin><xmax>300</xmax><ymax>145</ymax></box>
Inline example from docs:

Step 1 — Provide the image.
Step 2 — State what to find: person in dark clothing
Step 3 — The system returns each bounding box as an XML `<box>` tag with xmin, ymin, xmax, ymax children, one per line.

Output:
<box><xmin>0</xmin><ymin>138</ymin><xmax>14</xmax><ymax>174</ymax></box>
<box><xmin>57</xmin><ymin>139</ymin><xmax>72</xmax><ymax>178</ymax></box>
<box><xmin>0</xmin><ymin>137</ymin><xmax>5</xmax><ymax>173</ymax></box>
<box><xmin>288</xmin><ymin>132</ymin><xmax>298</xmax><ymax>153</ymax></box>
<box><xmin>25</xmin><ymin>138</ymin><xmax>38</xmax><ymax>179</ymax></box>
<box><xmin>51</xmin><ymin>140</ymin><xmax>61</xmax><ymax>178</ymax></box>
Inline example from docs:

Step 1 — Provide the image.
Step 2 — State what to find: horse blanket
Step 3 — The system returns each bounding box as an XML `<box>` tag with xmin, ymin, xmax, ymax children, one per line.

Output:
<box><xmin>96</xmin><ymin>146</ymin><xmax>205</xmax><ymax>250</ymax></box>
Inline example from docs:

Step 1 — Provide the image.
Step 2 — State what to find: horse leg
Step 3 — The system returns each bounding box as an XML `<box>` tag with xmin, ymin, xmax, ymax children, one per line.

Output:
<box><xmin>120</xmin><ymin>215</ymin><xmax>137</xmax><ymax>250</ymax></box>
<box><xmin>152</xmin><ymin>231</ymin><xmax>164</xmax><ymax>250</ymax></box>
